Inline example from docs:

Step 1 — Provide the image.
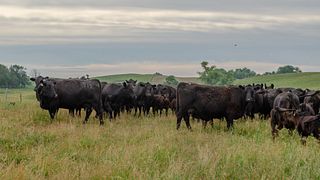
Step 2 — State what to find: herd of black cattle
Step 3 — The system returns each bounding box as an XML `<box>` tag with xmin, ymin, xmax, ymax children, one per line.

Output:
<box><xmin>30</xmin><ymin>76</ymin><xmax>320</xmax><ymax>145</ymax></box>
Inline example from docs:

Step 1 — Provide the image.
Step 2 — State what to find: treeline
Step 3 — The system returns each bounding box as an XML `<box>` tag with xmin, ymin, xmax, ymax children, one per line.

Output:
<box><xmin>0</xmin><ymin>64</ymin><xmax>30</xmax><ymax>88</ymax></box>
<box><xmin>198</xmin><ymin>61</ymin><xmax>302</xmax><ymax>85</ymax></box>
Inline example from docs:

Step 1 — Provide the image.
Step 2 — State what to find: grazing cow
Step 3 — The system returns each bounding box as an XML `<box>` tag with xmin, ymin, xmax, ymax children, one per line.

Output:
<box><xmin>297</xmin><ymin>103</ymin><xmax>315</xmax><ymax>116</ymax></box>
<box><xmin>176</xmin><ymin>83</ymin><xmax>248</xmax><ymax>130</ymax></box>
<box><xmin>296</xmin><ymin>115</ymin><xmax>320</xmax><ymax>145</ymax></box>
<box><xmin>283</xmin><ymin>112</ymin><xmax>320</xmax><ymax>145</ymax></box>
<box><xmin>30</xmin><ymin>77</ymin><xmax>104</xmax><ymax>125</ymax></box>
<box><xmin>303</xmin><ymin>90</ymin><xmax>320</xmax><ymax>114</ymax></box>
<box><xmin>270</xmin><ymin>92</ymin><xmax>300</xmax><ymax>139</ymax></box>
<box><xmin>102</xmin><ymin>82</ymin><xmax>135</xmax><ymax>119</ymax></box>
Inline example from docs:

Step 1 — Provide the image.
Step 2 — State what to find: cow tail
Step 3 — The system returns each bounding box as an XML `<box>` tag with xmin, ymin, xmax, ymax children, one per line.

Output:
<box><xmin>176</xmin><ymin>87</ymin><xmax>180</xmax><ymax>115</ymax></box>
<box><xmin>97</xmin><ymin>80</ymin><xmax>103</xmax><ymax>115</ymax></box>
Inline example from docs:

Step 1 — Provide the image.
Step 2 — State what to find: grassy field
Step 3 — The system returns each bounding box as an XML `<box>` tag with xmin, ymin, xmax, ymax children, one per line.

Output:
<box><xmin>235</xmin><ymin>72</ymin><xmax>320</xmax><ymax>90</ymax></box>
<box><xmin>1</xmin><ymin>89</ymin><xmax>320</xmax><ymax>179</ymax></box>
<box><xmin>95</xmin><ymin>73</ymin><xmax>201</xmax><ymax>84</ymax></box>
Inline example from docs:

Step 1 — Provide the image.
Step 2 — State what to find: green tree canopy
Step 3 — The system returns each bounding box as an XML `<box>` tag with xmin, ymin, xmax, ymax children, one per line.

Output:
<box><xmin>165</xmin><ymin>75</ymin><xmax>179</xmax><ymax>85</ymax></box>
<box><xmin>233</xmin><ymin>67</ymin><xmax>256</xmax><ymax>79</ymax></box>
<box><xmin>276</xmin><ymin>65</ymin><xmax>302</xmax><ymax>74</ymax></box>
<box><xmin>0</xmin><ymin>64</ymin><xmax>30</xmax><ymax>88</ymax></box>
<box><xmin>198</xmin><ymin>61</ymin><xmax>235</xmax><ymax>85</ymax></box>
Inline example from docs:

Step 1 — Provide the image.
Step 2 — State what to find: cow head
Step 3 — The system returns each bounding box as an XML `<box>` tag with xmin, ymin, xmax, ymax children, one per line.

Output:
<box><xmin>122</xmin><ymin>82</ymin><xmax>135</xmax><ymax>101</ymax></box>
<box><xmin>125</xmin><ymin>79</ymin><xmax>137</xmax><ymax>86</ymax></box>
<box><xmin>145</xmin><ymin>83</ymin><xmax>156</xmax><ymax>97</ymax></box>
<box><xmin>30</xmin><ymin>76</ymin><xmax>49</xmax><ymax>101</ymax></box>
<box><xmin>244</xmin><ymin>85</ymin><xmax>255</xmax><ymax>102</ymax></box>
<box><xmin>39</xmin><ymin>80</ymin><xmax>58</xmax><ymax>100</ymax></box>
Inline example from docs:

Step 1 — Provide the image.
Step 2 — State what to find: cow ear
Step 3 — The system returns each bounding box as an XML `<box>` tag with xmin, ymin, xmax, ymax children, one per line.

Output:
<box><xmin>30</xmin><ymin>77</ymin><xmax>35</xmax><ymax>81</ymax></box>
<box><xmin>271</xmin><ymin>84</ymin><xmax>274</xmax><ymax>89</ymax></box>
<box><xmin>134</xmin><ymin>80</ymin><xmax>137</xmax><ymax>83</ymax></box>
<box><xmin>123</xmin><ymin>82</ymin><xmax>127</xmax><ymax>87</ymax></box>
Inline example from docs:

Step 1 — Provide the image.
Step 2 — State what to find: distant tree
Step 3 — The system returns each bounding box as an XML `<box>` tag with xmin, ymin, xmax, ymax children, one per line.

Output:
<box><xmin>198</xmin><ymin>61</ymin><xmax>234</xmax><ymax>85</ymax></box>
<box><xmin>276</xmin><ymin>65</ymin><xmax>302</xmax><ymax>74</ymax></box>
<box><xmin>0</xmin><ymin>64</ymin><xmax>30</xmax><ymax>88</ymax></box>
<box><xmin>165</xmin><ymin>75</ymin><xmax>179</xmax><ymax>85</ymax></box>
<box><xmin>233</xmin><ymin>67</ymin><xmax>256</xmax><ymax>79</ymax></box>
<box><xmin>0</xmin><ymin>64</ymin><xmax>10</xmax><ymax>88</ymax></box>
<box><xmin>9</xmin><ymin>65</ymin><xmax>30</xmax><ymax>88</ymax></box>
<box><xmin>154</xmin><ymin>72</ymin><xmax>163</xmax><ymax>76</ymax></box>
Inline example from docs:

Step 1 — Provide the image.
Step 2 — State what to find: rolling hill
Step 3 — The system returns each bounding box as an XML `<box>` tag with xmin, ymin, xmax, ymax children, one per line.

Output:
<box><xmin>95</xmin><ymin>72</ymin><xmax>320</xmax><ymax>89</ymax></box>
<box><xmin>95</xmin><ymin>73</ymin><xmax>201</xmax><ymax>84</ymax></box>
<box><xmin>234</xmin><ymin>72</ymin><xmax>320</xmax><ymax>90</ymax></box>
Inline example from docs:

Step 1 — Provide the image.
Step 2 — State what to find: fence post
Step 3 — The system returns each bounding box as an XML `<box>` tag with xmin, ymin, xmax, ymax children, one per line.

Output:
<box><xmin>5</xmin><ymin>88</ymin><xmax>8</xmax><ymax>103</ymax></box>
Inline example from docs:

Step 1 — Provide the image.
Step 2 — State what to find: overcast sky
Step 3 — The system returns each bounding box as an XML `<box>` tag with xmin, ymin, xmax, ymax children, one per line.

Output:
<box><xmin>0</xmin><ymin>0</ymin><xmax>319</xmax><ymax>77</ymax></box>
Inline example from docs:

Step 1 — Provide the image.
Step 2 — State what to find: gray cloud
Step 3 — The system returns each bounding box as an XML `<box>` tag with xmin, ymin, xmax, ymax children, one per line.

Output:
<box><xmin>0</xmin><ymin>1</ymin><xmax>319</xmax><ymax>76</ymax></box>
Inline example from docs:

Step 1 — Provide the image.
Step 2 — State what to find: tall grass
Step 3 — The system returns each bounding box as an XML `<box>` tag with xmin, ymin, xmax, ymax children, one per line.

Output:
<box><xmin>0</xmin><ymin>89</ymin><xmax>320</xmax><ymax>179</ymax></box>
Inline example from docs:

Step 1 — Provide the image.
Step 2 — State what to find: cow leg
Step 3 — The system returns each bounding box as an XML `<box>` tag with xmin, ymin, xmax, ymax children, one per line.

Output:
<box><xmin>49</xmin><ymin>109</ymin><xmax>56</xmax><ymax>119</ymax></box>
<box><xmin>271</xmin><ymin>121</ymin><xmax>278</xmax><ymax>140</ymax></box>
<box><xmin>93</xmin><ymin>105</ymin><xmax>104</xmax><ymax>126</ymax></box>
<box><xmin>226</xmin><ymin>117</ymin><xmax>234</xmax><ymax>130</ymax></box>
<box><xmin>176</xmin><ymin>111</ymin><xmax>183</xmax><ymax>130</ymax></box>
<box><xmin>69</xmin><ymin>109</ymin><xmax>75</xmax><ymax>117</ymax></box>
<box><xmin>202</xmin><ymin>120</ymin><xmax>207</xmax><ymax>129</ymax></box>
<box><xmin>134</xmin><ymin>106</ymin><xmax>138</xmax><ymax>116</ymax></box>
<box><xmin>83</xmin><ymin>108</ymin><xmax>93</xmax><ymax>124</ymax></box>
<box><xmin>184</xmin><ymin>114</ymin><xmax>192</xmax><ymax>130</ymax></box>
<box><xmin>153</xmin><ymin>107</ymin><xmax>156</xmax><ymax>117</ymax></box>
<box><xmin>210</xmin><ymin>119</ymin><xmax>214</xmax><ymax>128</ymax></box>
<box><xmin>165</xmin><ymin>108</ymin><xmax>168</xmax><ymax>116</ymax></box>
<box><xmin>301</xmin><ymin>136</ymin><xmax>307</xmax><ymax>146</ymax></box>
<box><xmin>77</xmin><ymin>108</ymin><xmax>81</xmax><ymax>117</ymax></box>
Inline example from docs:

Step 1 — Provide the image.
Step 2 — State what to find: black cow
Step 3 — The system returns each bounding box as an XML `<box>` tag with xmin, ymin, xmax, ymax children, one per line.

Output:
<box><xmin>125</xmin><ymin>79</ymin><xmax>137</xmax><ymax>86</ymax></box>
<box><xmin>133</xmin><ymin>82</ymin><xmax>156</xmax><ymax>116</ymax></box>
<box><xmin>152</xmin><ymin>94</ymin><xmax>170</xmax><ymax>116</ymax></box>
<box><xmin>156</xmin><ymin>84</ymin><xmax>177</xmax><ymax>102</ymax></box>
<box><xmin>303</xmin><ymin>90</ymin><xmax>320</xmax><ymax>114</ymax></box>
<box><xmin>296</xmin><ymin>115</ymin><xmax>320</xmax><ymax>145</ymax></box>
<box><xmin>176</xmin><ymin>83</ymin><xmax>248</xmax><ymax>130</ymax></box>
<box><xmin>30</xmin><ymin>77</ymin><xmax>104</xmax><ymax>125</ymax></box>
<box><xmin>283</xmin><ymin>112</ymin><xmax>320</xmax><ymax>145</ymax></box>
<box><xmin>102</xmin><ymin>82</ymin><xmax>135</xmax><ymax>119</ymax></box>
<box><xmin>297</xmin><ymin>103</ymin><xmax>315</xmax><ymax>116</ymax></box>
<box><xmin>270</xmin><ymin>92</ymin><xmax>300</xmax><ymax>139</ymax></box>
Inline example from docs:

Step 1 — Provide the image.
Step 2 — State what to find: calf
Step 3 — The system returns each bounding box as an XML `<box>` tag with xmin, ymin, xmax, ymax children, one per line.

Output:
<box><xmin>285</xmin><ymin>112</ymin><xmax>320</xmax><ymax>145</ymax></box>
<box><xmin>152</xmin><ymin>95</ymin><xmax>170</xmax><ymax>116</ymax></box>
